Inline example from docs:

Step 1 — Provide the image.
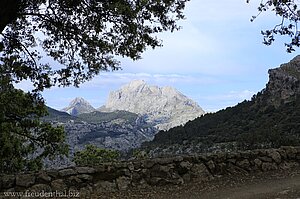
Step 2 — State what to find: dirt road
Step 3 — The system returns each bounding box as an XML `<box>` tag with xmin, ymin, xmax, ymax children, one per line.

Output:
<box><xmin>101</xmin><ymin>168</ymin><xmax>300</xmax><ymax>199</ymax></box>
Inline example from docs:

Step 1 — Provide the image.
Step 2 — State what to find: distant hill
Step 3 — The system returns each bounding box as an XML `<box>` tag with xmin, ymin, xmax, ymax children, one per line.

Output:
<box><xmin>77</xmin><ymin>110</ymin><xmax>139</xmax><ymax>124</ymax></box>
<box><xmin>61</xmin><ymin>97</ymin><xmax>96</xmax><ymax>116</ymax></box>
<box><xmin>43</xmin><ymin>107</ymin><xmax>76</xmax><ymax>122</ymax></box>
<box><xmin>142</xmin><ymin>56</ymin><xmax>300</xmax><ymax>156</ymax></box>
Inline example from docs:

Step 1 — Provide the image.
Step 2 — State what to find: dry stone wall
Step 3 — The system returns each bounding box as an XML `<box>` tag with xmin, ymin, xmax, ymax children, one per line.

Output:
<box><xmin>1</xmin><ymin>146</ymin><xmax>300</xmax><ymax>198</ymax></box>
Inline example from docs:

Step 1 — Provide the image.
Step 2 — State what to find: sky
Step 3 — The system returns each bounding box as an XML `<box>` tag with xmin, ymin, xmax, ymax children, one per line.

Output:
<box><xmin>17</xmin><ymin>0</ymin><xmax>300</xmax><ymax>112</ymax></box>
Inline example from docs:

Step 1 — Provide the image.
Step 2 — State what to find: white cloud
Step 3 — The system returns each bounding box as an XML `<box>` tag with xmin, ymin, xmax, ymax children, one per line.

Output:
<box><xmin>79</xmin><ymin>72</ymin><xmax>219</xmax><ymax>89</ymax></box>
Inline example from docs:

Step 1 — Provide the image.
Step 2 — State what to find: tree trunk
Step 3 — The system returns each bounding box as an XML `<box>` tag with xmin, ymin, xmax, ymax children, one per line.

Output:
<box><xmin>0</xmin><ymin>0</ymin><xmax>20</xmax><ymax>33</ymax></box>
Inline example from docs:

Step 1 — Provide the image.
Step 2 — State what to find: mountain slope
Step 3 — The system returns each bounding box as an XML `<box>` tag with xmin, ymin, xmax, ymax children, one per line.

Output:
<box><xmin>61</xmin><ymin>97</ymin><xmax>96</xmax><ymax>116</ymax></box>
<box><xmin>99</xmin><ymin>80</ymin><xmax>205</xmax><ymax>130</ymax></box>
<box><xmin>142</xmin><ymin>56</ymin><xmax>300</xmax><ymax>156</ymax></box>
<box><xmin>43</xmin><ymin>107</ymin><xmax>76</xmax><ymax>122</ymax></box>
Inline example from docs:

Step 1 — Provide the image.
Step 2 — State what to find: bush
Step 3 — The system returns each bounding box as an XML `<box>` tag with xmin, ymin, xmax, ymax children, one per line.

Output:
<box><xmin>73</xmin><ymin>145</ymin><xmax>120</xmax><ymax>166</ymax></box>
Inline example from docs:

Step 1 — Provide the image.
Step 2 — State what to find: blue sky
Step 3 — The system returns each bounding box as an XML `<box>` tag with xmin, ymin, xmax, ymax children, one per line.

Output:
<box><xmin>17</xmin><ymin>0</ymin><xmax>299</xmax><ymax>112</ymax></box>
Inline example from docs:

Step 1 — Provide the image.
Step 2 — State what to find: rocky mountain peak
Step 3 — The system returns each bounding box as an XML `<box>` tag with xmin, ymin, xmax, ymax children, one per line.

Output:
<box><xmin>61</xmin><ymin>97</ymin><xmax>95</xmax><ymax>116</ymax></box>
<box><xmin>265</xmin><ymin>56</ymin><xmax>300</xmax><ymax>105</ymax></box>
<box><xmin>100</xmin><ymin>80</ymin><xmax>205</xmax><ymax>130</ymax></box>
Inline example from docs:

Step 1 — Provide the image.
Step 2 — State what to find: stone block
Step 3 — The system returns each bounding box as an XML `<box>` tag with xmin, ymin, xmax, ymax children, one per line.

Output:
<box><xmin>116</xmin><ymin>176</ymin><xmax>131</xmax><ymax>191</ymax></box>
<box><xmin>16</xmin><ymin>174</ymin><xmax>35</xmax><ymax>188</ymax></box>
<box><xmin>59</xmin><ymin>168</ymin><xmax>77</xmax><ymax>177</ymax></box>
<box><xmin>0</xmin><ymin>175</ymin><xmax>15</xmax><ymax>190</ymax></box>
<box><xmin>75</xmin><ymin>167</ymin><xmax>96</xmax><ymax>174</ymax></box>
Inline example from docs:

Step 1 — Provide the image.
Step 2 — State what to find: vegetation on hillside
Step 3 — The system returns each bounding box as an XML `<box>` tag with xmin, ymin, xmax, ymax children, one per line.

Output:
<box><xmin>74</xmin><ymin>145</ymin><xmax>120</xmax><ymax>166</ymax></box>
<box><xmin>77</xmin><ymin>111</ymin><xmax>139</xmax><ymax>124</ymax></box>
<box><xmin>143</xmin><ymin>93</ymin><xmax>300</xmax><ymax>153</ymax></box>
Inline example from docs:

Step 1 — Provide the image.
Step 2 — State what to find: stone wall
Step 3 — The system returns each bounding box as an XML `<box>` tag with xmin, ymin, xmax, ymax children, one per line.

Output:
<box><xmin>1</xmin><ymin>146</ymin><xmax>300</xmax><ymax>198</ymax></box>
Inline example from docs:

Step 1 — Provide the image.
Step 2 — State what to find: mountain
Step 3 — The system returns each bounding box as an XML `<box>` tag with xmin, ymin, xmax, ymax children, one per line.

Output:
<box><xmin>99</xmin><ymin>80</ymin><xmax>205</xmax><ymax>130</ymax></box>
<box><xmin>43</xmin><ymin>107</ymin><xmax>76</xmax><ymax>122</ymax></box>
<box><xmin>141</xmin><ymin>56</ymin><xmax>300</xmax><ymax>157</ymax></box>
<box><xmin>61</xmin><ymin>97</ymin><xmax>96</xmax><ymax>116</ymax></box>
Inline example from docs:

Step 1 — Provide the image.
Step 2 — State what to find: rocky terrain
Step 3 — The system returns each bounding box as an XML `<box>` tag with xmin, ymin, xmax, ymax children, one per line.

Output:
<box><xmin>265</xmin><ymin>55</ymin><xmax>300</xmax><ymax>106</ymax></box>
<box><xmin>61</xmin><ymin>97</ymin><xmax>96</xmax><ymax>116</ymax></box>
<box><xmin>100</xmin><ymin>80</ymin><xmax>205</xmax><ymax>130</ymax></box>
<box><xmin>43</xmin><ymin>109</ymin><xmax>157</xmax><ymax>168</ymax></box>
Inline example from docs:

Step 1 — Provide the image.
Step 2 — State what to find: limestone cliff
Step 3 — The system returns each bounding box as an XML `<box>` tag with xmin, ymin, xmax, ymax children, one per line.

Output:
<box><xmin>100</xmin><ymin>80</ymin><xmax>205</xmax><ymax>130</ymax></box>
<box><xmin>265</xmin><ymin>55</ymin><xmax>300</xmax><ymax>106</ymax></box>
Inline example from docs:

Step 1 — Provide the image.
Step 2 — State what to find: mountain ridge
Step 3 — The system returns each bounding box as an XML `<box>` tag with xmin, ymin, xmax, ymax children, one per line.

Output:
<box><xmin>100</xmin><ymin>79</ymin><xmax>205</xmax><ymax>130</ymax></box>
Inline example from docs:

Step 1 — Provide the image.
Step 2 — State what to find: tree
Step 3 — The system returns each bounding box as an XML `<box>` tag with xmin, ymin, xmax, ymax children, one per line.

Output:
<box><xmin>73</xmin><ymin>145</ymin><xmax>120</xmax><ymax>166</ymax></box>
<box><xmin>0</xmin><ymin>0</ymin><xmax>189</xmax><ymax>90</ymax></box>
<box><xmin>247</xmin><ymin>0</ymin><xmax>300</xmax><ymax>52</ymax></box>
<box><xmin>0</xmin><ymin>0</ymin><xmax>189</xmax><ymax>172</ymax></box>
<box><xmin>0</xmin><ymin>79</ymin><xmax>69</xmax><ymax>173</ymax></box>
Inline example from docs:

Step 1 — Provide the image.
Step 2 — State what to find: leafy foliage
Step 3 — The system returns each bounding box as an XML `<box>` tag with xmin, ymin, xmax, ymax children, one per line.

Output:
<box><xmin>247</xmin><ymin>0</ymin><xmax>300</xmax><ymax>52</ymax></box>
<box><xmin>0</xmin><ymin>81</ymin><xmax>68</xmax><ymax>173</ymax></box>
<box><xmin>74</xmin><ymin>145</ymin><xmax>120</xmax><ymax>166</ymax></box>
<box><xmin>0</xmin><ymin>0</ymin><xmax>189</xmax><ymax>91</ymax></box>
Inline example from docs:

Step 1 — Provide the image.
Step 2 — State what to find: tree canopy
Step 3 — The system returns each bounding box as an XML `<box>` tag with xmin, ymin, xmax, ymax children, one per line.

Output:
<box><xmin>247</xmin><ymin>0</ymin><xmax>300</xmax><ymax>53</ymax></box>
<box><xmin>0</xmin><ymin>0</ymin><xmax>189</xmax><ymax>91</ymax></box>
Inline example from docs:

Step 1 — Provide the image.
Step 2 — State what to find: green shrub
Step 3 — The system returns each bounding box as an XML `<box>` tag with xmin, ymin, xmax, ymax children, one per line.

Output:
<box><xmin>74</xmin><ymin>145</ymin><xmax>120</xmax><ymax>166</ymax></box>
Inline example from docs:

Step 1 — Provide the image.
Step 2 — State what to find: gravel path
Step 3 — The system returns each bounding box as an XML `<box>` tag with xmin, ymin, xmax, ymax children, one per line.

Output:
<box><xmin>98</xmin><ymin>168</ymin><xmax>300</xmax><ymax>199</ymax></box>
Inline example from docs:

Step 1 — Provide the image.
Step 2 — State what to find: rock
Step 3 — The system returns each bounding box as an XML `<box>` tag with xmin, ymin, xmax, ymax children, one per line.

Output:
<box><xmin>282</xmin><ymin>146</ymin><xmax>298</xmax><ymax>159</ymax></box>
<box><xmin>277</xmin><ymin>149</ymin><xmax>287</xmax><ymax>160</ymax></box>
<box><xmin>267</xmin><ymin>150</ymin><xmax>281</xmax><ymax>163</ymax></box>
<box><xmin>279</xmin><ymin>161</ymin><xmax>299</xmax><ymax>170</ymax></box>
<box><xmin>94</xmin><ymin>181</ymin><xmax>117</xmax><ymax>192</ymax></box>
<box><xmin>67</xmin><ymin>176</ymin><xmax>82</xmax><ymax>185</ymax></box>
<box><xmin>29</xmin><ymin>184</ymin><xmax>52</xmax><ymax>192</ymax></box>
<box><xmin>182</xmin><ymin>173</ymin><xmax>191</xmax><ymax>182</ymax></box>
<box><xmin>0</xmin><ymin>175</ymin><xmax>15</xmax><ymax>189</ymax></box>
<box><xmin>80</xmin><ymin>186</ymin><xmax>92</xmax><ymax>199</ymax></box>
<box><xmin>51</xmin><ymin>179</ymin><xmax>67</xmax><ymax>192</ymax></box>
<box><xmin>59</xmin><ymin>168</ymin><xmax>77</xmax><ymax>177</ymax></box>
<box><xmin>179</xmin><ymin>161</ymin><xmax>193</xmax><ymax>170</ymax></box>
<box><xmin>148</xmin><ymin>177</ymin><xmax>163</xmax><ymax>185</ymax></box>
<box><xmin>61</xmin><ymin>97</ymin><xmax>95</xmax><ymax>116</ymax></box>
<box><xmin>237</xmin><ymin>159</ymin><xmax>250</xmax><ymax>169</ymax></box>
<box><xmin>116</xmin><ymin>176</ymin><xmax>131</xmax><ymax>191</ymax></box>
<box><xmin>261</xmin><ymin>162</ymin><xmax>278</xmax><ymax>171</ymax></box>
<box><xmin>77</xmin><ymin>174</ymin><xmax>93</xmax><ymax>181</ymax></box>
<box><xmin>16</xmin><ymin>174</ymin><xmax>35</xmax><ymax>188</ymax></box>
<box><xmin>47</xmin><ymin>170</ymin><xmax>59</xmax><ymax>178</ymax></box>
<box><xmin>206</xmin><ymin>160</ymin><xmax>216</xmax><ymax>172</ymax></box>
<box><xmin>75</xmin><ymin>167</ymin><xmax>96</xmax><ymax>174</ymax></box>
<box><xmin>266</xmin><ymin>56</ymin><xmax>300</xmax><ymax>105</ymax></box>
<box><xmin>142</xmin><ymin>160</ymin><xmax>155</xmax><ymax>168</ymax></box>
<box><xmin>253</xmin><ymin>158</ymin><xmax>263</xmax><ymax>167</ymax></box>
<box><xmin>37</xmin><ymin>172</ymin><xmax>51</xmax><ymax>183</ymax></box>
<box><xmin>259</xmin><ymin>156</ymin><xmax>273</xmax><ymax>162</ymax></box>
<box><xmin>150</xmin><ymin>164</ymin><xmax>173</xmax><ymax>178</ymax></box>
<box><xmin>226</xmin><ymin>163</ymin><xmax>248</xmax><ymax>175</ymax></box>
<box><xmin>100</xmin><ymin>80</ymin><xmax>205</xmax><ymax>130</ymax></box>
<box><xmin>190</xmin><ymin>163</ymin><xmax>211</xmax><ymax>181</ymax></box>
